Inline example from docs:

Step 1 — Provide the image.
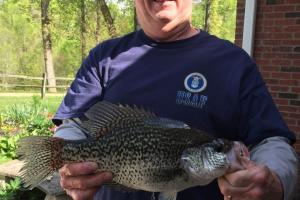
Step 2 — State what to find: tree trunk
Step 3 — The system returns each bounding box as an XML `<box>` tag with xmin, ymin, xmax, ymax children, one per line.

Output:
<box><xmin>98</xmin><ymin>0</ymin><xmax>117</xmax><ymax>38</ymax></box>
<box><xmin>41</xmin><ymin>0</ymin><xmax>56</xmax><ymax>93</ymax></box>
<box><xmin>134</xmin><ymin>9</ymin><xmax>140</xmax><ymax>31</ymax></box>
<box><xmin>80</xmin><ymin>0</ymin><xmax>87</xmax><ymax>61</ymax></box>
<box><xmin>204</xmin><ymin>0</ymin><xmax>211</xmax><ymax>32</ymax></box>
<box><xmin>95</xmin><ymin>0</ymin><xmax>101</xmax><ymax>43</ymax></box>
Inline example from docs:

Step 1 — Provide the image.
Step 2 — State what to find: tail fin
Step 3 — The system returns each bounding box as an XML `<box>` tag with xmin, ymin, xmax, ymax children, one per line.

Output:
<box><xmin>17</xmin><ymin>136</ymin><xmax>64</xmax><ymax>189</ymax></box>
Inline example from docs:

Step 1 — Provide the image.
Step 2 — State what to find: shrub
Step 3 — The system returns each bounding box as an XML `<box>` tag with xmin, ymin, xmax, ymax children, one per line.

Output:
<box><xmin>0</xmin><ymin>178</ymin><xmax>45</xmax><ymax>200</ymax></box>
<box><xmin>0</xmin><ymin>135</ymin><xmax>20</xmax><ymax>161</ymax></box>
<box><xmin>0</xmin><ymin>96</ymin><xmax>55</xmax><ymax>162</ymax></box>
<box><xmin>0</xmin><ymin>96</ymin><xmax>55</xmax><ymax>199</ymax></box>
<box><xmin>3</xmin><ymin>96</ymin><xmax>49</xmax><ymax>128</ymax></box>
<box><xmin>0</xmin><ymin>178</ymin><xmax>21</xmax><ymax>200</ymax></box>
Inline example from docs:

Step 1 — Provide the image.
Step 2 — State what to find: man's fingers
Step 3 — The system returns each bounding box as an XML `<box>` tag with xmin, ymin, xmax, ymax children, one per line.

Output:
<box><xmin>61</xmin><ymin>171</ymin><xmax>113</xmax><ymax>189</ymax></box>
<box><xmin>219</xmin><ymin>163</ymin><xmax>283</xmax><ymax>200</ymax></box>
<box><xmin>224</xmin><ymin>169</ymin><xmax>255</xmax><ymax>187</ymax></box>
<box><xmin>59</xmin><ymin>162</ymin><xmax>98</xmax><ymax>176</ymax></box>
<box><xmin>59</xmin><ymin>162</ymin><xmax>113</xmax><ymax>200</ymax></box>
<box><xmin>218</xmin><ymin>176</ymin><xmax>253</xmax><ymax>197</ymax></box>
<box><xmin>65</xmin><ymin>187</ymin><xmax>99</xmax><ymax>200</ymax></box>
<box><xmin>225</xmin><ymin>164</ymin><xmax>270</xmax><ymax>187</ymax></box>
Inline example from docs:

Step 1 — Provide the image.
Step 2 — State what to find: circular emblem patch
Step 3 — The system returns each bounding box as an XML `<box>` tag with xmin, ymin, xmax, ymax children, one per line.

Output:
<box><xmin>184</xmin><ymin>73</ymin><xmax>207</xmax><ymax>93</ymax></box>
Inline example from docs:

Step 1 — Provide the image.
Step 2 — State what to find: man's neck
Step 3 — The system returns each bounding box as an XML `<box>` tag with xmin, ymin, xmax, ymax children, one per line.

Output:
<box><xmin>145</xmin><ymin>23</ymin><xmax>199</xmax><ymax>42</ymax></box>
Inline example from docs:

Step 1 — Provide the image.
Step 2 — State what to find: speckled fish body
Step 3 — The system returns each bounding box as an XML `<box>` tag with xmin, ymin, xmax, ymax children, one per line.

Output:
<box><xmin>60</xmin><ymin>102</ymin><xmax>215</xmax><ymax>192</ymax></box>
<box><xmin>18</xmin><ymin>101</ymin><xmax>240</xmax><ymax>200</ymax></box>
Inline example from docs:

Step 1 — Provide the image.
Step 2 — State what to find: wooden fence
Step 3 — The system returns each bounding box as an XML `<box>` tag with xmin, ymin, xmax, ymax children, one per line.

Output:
<box><xmin>0</xmin><ymin>73</ymin><xmax>74</xmax><ymax>98</ymax></box>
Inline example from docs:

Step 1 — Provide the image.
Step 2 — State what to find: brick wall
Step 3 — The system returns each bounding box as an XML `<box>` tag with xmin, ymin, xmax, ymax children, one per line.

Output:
<box><xmin>235</xmin><ymin>0</ymin><xmax>300</xmax><ymax>197</ymax></box>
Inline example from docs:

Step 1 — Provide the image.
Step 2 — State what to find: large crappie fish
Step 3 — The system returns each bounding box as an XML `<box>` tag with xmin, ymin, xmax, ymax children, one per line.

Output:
<box><xmin>18</xmin><ymin>101</ymin><xmax>249</xmax><ymax>200</ymax></box>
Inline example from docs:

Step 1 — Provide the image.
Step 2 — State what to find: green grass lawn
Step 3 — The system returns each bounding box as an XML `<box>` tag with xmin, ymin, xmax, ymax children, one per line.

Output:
<box><xmin>0</xmin><ymin>95</ymin><xmax>64</xmax><ymax>114</ymax></box>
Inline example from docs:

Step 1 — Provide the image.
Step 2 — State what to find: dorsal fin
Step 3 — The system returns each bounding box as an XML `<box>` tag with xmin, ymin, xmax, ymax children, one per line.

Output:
<box><xmin>81</xmin><ymin>101</ymin><xmax>156</xmax><ymax>138</ymax></box>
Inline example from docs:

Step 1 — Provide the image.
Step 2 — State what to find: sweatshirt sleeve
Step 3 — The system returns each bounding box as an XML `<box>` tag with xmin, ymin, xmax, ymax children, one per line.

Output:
<box><xmin>250</xmin><ymin>136</ymin><xmax>299</xmax><ymax>200</ymax></box>
<box><xmin>53</xmin><ymin>118</ymin><xmax>89</xmax><ymax>140</ymax></box>
<box><xmin>52</xmin><ymin>45</ymin><xmax>105</xmax><ymax>126</ymax></box>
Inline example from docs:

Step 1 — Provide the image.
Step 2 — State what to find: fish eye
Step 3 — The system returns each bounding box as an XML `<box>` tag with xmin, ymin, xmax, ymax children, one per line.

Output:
<box><xmin>214</xmin><ymin>145</ymin><xmax>223</xmax><ymax>153</ymax></box>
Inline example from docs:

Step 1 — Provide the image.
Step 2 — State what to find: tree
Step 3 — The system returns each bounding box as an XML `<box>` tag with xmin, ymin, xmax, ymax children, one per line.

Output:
<box><xmin>134</xmin><ymin>9</ymin><xmax>140</xmax><ymax>31</ymax></box>
<box><xmin>98</xmin><ymin>0</ymin><xmax>117</xmax><ymax>38</ymax></box>
<box><xmin>204</xmin><ymin>0</ymin><xmax>211</xmax><ymax>32</ymax></box>
<box><xmin>41</xmin><ymin>0</ymin><xmax>56</xmax><ymax>92</ymax></box>
<box><xmin>0</xmin><ymin>0</ymin><xmax>43</xmax><ymax>77</ymax></box>
<box><xmin>192</xmin><ymin>0</ymin><xmax>237</xmax><ymax>42</ymax></box>
<box><xmin>80</xmin><ymin>0</ymin><xmax>87</xmax><ymax>60</ymax></box>
<box><xmin>0</xmin><ymin>0</ymin><xmax>237</xmax><ymax>89</ymax></box>
<box><xmin>95</xmin><ymin>0</ymin><xmax>101</xmax><ymax>43</ymax></box>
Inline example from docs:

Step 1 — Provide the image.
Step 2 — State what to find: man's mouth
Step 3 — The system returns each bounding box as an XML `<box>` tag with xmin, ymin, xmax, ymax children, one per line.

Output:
<box><xmin>152</xmin><ymin>0</ymin><xmax>176</xmax><ymax>5</ymax></box>
<box><xmin>153</xmin><ymin>0</ymin><xmax>175</xmax><ymax>2</ymax></box>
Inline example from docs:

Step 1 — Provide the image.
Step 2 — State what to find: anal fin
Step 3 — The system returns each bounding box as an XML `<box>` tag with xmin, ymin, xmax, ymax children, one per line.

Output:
<box><xmin>103</xmin><ymin>181</ymin><xmax>137</xmax><ymax>193</ymax></box>
<box><xmin>158</xmin><ymin>191</ymin><xmax>177</xmax><ymax>200</ymax></box>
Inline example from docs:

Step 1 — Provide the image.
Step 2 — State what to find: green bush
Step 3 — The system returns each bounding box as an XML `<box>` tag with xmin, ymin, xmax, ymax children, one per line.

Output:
<box><xmin>26</xmin><ymin>114</ymin><xmax>53</xmax><ymax>136</ymax></box>
<box><xmin>0</xmin><ymin>178</ymin><xmax>21</xmax><ymax>200</ymax></box>
<box><xmin>0</xmin><ymin>135</ymin><xmax>20</xmax><ymax>161</ymax></box>
<box><xmin>0</xmin><ymin>96</ymin><xmax>54</xmax><ymax>162</ymax></box>
<box><xmin>0</xmin><ymin>178</ymin><xmax>45</xmax><ymax>200</ymax></box>
<box><xmin>3</xmin><ymin>96</ymin><xmax>49</xmax><ymax>127</ymax></box>
<box><xmin>0</xmin><ymin>97</ymin><xmax>54</xmax><ymax>199</ymax></box>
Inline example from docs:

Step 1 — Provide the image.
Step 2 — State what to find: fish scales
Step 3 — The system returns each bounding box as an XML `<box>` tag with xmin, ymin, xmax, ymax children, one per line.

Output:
<box><xmin>18</xmin><ymin>101</ymin><xmax>245</xmax><ymax>200</ymax></box>
<box><xmin>60</xmin><ymin>123</ymin><xmax>199</xmax><ymax>191</ymax></box>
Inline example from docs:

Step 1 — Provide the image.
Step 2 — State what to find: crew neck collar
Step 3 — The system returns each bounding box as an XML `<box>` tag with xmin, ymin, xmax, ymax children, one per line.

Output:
<box><xmin>138</xmin><ymin>29</ymin><xmax>207</xmax><ymax>49</ymax></box>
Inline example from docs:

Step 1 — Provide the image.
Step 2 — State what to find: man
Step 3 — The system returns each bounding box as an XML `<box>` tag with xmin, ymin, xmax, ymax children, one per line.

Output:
<box><xmin>53</xmin><ymin>0</ymin><xmax>298</xmax><ymax>200</ymax></box>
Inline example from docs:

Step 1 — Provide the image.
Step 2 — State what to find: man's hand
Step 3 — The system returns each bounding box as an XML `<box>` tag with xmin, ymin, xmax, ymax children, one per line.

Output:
<box><xmin>59</xmin><ymin>162</ymin><xmax>113</xmax><ymax>200</ymax></box>
<box><xmin>218</xmin><ymin>159</ymin><xmax>283</xmax><ymax>200</ymax></box>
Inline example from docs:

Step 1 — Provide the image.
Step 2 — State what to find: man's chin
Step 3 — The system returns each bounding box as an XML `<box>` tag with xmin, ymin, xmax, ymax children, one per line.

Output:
<box><xmin>155</xmin><ymin>11</ymin><xmax>176</xmax><ymax>21</ymax></box>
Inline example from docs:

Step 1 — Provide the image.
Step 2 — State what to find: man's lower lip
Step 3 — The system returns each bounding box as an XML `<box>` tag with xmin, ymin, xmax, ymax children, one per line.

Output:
<box><xmin>153</xmin><ymin>0</ymin><xmax>175</xmax><ymax>2</ymax></box>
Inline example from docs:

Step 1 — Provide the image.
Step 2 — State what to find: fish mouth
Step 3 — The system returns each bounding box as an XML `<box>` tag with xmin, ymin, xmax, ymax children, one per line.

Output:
<box><xmin>226</xmin><ymin>141</ymin><xmax>250</xmax><ymax>173</ymax></box>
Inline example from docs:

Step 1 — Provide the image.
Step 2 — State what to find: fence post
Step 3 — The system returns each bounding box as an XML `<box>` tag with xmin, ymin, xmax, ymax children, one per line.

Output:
<box><xmin>41</xmin><ymin>73</ymin><xmax>47</xmax><ymax>99</ymax></box>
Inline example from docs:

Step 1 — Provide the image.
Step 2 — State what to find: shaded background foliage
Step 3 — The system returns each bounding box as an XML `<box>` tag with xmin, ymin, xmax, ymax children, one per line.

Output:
<box><xmin>0</xmin><ymin>0</ymin><xmax>237</xmax><ymax>80</ymax></box>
